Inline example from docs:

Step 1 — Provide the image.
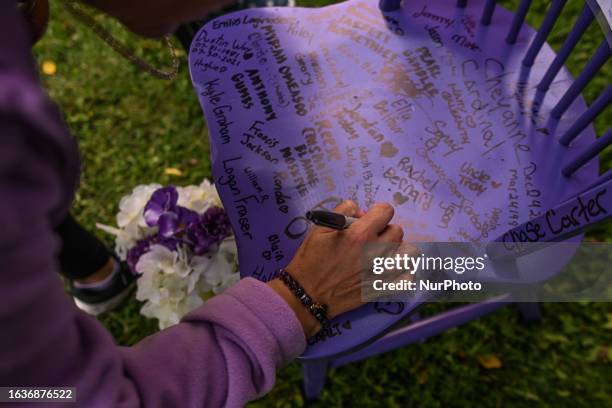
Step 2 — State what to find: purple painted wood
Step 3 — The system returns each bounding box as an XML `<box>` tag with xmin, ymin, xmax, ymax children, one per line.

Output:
<box><xmin>563</xmin><ymin>129</ymin><xmax>612</xmax><ymax>177</ymax></box>
<box><xmin>330</xmin><ymin>295</ymin><xmax>511</xmax><ymax>368</ymax></box>
<box><xmin>187</xmin><ymin>0</ymin><xmax>609</xmax><ymax>399</ymax></box>
<box><xmin>538</xmin><ymin>4</ymin><xmax>595</xmax><ymax>92</ymax></box>
<box><xmin>490</xmin><ymin>178</ymin><xmax>612</xmax><ymax>252</ymax></box>
<box><xmin>505</xmin><ymin>0</ymin><xmax>532</xmax><ymax>44</ymax></box>
<box><xmin>189</xmin><ymin>0</ymin><xmax>599</xmax><ymax>363</ymax></box>
<box><xmin>522</xmin><ymin>0</ymin><xmax>567</xmax><ymax>67</ymax></box>
<box><xmin>480</xmin><ymin>0</ymin><xmax>497</xmax><ymax>26</ymax></box>
<box><xmin>302</xmin><ymin>360</ymin><xmax>329</xmax><ymax>400</ymax></box>
<box><xmin>573</xmin><ymin>169</ymin><xmax>612</xmax><ymax>197</ymax></box>
<box><xmin>303</xmin><ymin>295</ymin><xmax>537</xmax><ymax>400</ymax></box>
<box><xmin>559</xmin><ymin>85</ymin><xmax>612</xmax><ymax>146</ymax></box>
<box><xmin>517</xmin><ymin>302</ymin><xmax>541</xmax><ymax>324</ymax></box>
<box><xmin>593</xmin><ymin>170</ymin><xmax>612</xmax><ymax>189</ymax></box>
<box><xmin>551</xmin><ymin>40</ymin><xmax>611</xmax><ymax>119</ymax></box>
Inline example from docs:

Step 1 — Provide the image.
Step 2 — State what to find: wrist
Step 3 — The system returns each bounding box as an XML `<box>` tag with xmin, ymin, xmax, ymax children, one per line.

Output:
<box><xmin>268</xmin><ymin>278</ymin><xmax>320</xmax><ymax>338</ymax></box>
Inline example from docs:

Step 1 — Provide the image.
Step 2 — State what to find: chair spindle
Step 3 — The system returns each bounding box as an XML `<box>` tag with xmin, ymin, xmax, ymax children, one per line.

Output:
<box><xmin>563</xmin><ymin>128</ymin><xmax>612</xmax><ymax>177</ymax></box>
<box><xmin>559</xmin><ymin>85</ymin><xmax>612</xmax><ymax>146</ymax></box>
<box><xmin>551</xmin><ymin>40</ymin><xmax>611</xmax><ymax>119</ymax></box>
<box><xmin>522</xmin><ymin>0</ymin><xmax>568</xmax><ymax>67</ymax></box>
<box><xmin>480</xmin><ymin>0</ymin><xmax>497</xmax><ymax>26</ymax></box>
<box><xmin>506</xmin><ymin>0</ymin><xmax>533</xmax><ymax>44</ymax></box>
<box><xmin>537</xmin><ymin>4</ymin><xmax>595</xmax><ymax>91</ymax></box>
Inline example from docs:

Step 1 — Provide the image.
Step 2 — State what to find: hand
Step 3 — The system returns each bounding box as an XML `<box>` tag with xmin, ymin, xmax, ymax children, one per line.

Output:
<box><xmin>269</xmin><ymin>201</ymin><xmax>404</xmax><ymax>338</ymax></box>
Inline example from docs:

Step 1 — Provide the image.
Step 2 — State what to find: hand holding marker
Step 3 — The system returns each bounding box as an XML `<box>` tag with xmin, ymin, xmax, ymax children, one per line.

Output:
<box><xmin>306</xmin><ymin>210</ymin><xmax>358</xmax><ymax>230</ymax></box>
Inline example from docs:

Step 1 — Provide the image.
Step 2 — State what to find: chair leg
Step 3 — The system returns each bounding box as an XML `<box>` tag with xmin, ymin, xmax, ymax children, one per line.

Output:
<box><xmin>517</xmin><ymin>302</ymin><xmax>541</xmax><ymax>324</ymax></box>
<box><xmin>302</xmin><ymin>360</ymin><xmax>329</xmax><ymax>401</ymax></box>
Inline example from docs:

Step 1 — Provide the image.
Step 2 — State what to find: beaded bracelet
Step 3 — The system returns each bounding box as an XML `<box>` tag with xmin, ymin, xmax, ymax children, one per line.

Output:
<box><xmin>277</xmin><ymin>269</ymin><xmax>330</xmax><ymax>329</ymax></box>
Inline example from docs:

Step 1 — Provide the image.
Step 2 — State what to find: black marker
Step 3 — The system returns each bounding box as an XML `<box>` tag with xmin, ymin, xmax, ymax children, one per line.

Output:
<box><xmin>305</xmin><ymin>210</ymin><xmax>357</xmax><ymax>230</ymax></box>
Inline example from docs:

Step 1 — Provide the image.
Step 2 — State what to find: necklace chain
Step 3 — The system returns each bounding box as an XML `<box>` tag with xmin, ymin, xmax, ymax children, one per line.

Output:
<box><xmin>62</xmin><ymin>0</ymin><xmax>179</xmax><ymax>80</ymax></box>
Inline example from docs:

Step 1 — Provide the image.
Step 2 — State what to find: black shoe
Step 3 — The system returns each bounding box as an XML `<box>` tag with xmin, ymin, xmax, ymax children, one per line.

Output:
<box><xmin>71</xmin><ymin>263</ymin><xmax>137</xmax><ymax>316</ymax></box>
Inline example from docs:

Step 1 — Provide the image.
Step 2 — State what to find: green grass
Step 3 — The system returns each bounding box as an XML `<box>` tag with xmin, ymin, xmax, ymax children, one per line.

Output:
<box><xmin>34</xmin><ymin>1</ymin><xmax>611</xmax><ymax>406</ymax></box>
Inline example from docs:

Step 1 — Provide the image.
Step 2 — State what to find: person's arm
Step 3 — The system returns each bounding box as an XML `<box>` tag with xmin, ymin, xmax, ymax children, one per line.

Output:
<box><xmin>118</xmin><ymin>278</ymin><xmax>306</xmax><ymax>407</ymax></box>
<box><xmin>1</xmin><ymin>5</ymin><xmax>404</xmax><ymax>406</ymax></box>
<box><xmin>84</xmin><ymin>0</ymin><xmax>236</xmax><ymax>37</ymax></box>
<box><xmin>0</xmin><ymin>82</ymin><xmax>305</xmax><ymax>406</ymax></box>
<box><xmin>0</xmin><ymin>58</ymin><xmax>304</xmax><ymax>408</ymax></box>
<box><xmin>1</xmin><ymin>5</ymin><xmax>302</xmax><ymax>407</ymax></box>
<box><xmin>0</xmin><ymin>104</ymin><xmax>397</xmax><ymax>406</ymax></box>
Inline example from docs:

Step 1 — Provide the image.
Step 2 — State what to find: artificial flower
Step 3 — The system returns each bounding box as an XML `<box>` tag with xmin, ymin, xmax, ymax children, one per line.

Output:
<box><xmin>177</xmin><ymin>180</ymin><xmax>222</xmax><ymax>213</ymax></box>
<box><xmin>99</xmin><ymin>180</ymin><xmax>240</xmax><ymax>330</ymax></box>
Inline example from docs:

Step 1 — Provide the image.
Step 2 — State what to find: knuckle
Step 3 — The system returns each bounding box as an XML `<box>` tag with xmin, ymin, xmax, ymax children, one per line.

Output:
<box><xmin>346</xmin><ymin>229</ymin><xmax>367</xmax><ymax>245</ymax></box>
<box><xmin>392</xmin><ymin>225</ymin><xmax>405</xmax><ymax>241</ymax></box>
<box><xmin>374</xmin><ymin>202</ymin><xmax>394</xmax><ymax>214</ymax></box>
<box><xmin>341</xmin><ymin>199</ymin><xmax>358</xmax><ymax>209</ymax></box>
<box><xmin>334</xmin><ymin>199</ymin><xmax>357</xmax><ymax>214</ymax></box>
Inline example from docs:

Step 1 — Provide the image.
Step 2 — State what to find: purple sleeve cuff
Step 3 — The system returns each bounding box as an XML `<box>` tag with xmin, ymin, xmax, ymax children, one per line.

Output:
<box><xmin>118</xmin><ymin>277</ymin><xmax>307</xmax><ymax>406</ymax></box>
<box><xmin>220</xmin><ymin>277</ymin><xmax>307</xmax><ymax>362</ymax></box>
<box><xmin>183</xmin><ymin>277</ymin><xmax>306</xmax><ymax>366</ymax></box>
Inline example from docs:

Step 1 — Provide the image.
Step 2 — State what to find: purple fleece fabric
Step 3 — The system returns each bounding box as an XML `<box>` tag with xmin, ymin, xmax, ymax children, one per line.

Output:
<box><xmin>0</xmin><ymin>4</ymin><xmax>305</xmax><ymax>407</ymax></box>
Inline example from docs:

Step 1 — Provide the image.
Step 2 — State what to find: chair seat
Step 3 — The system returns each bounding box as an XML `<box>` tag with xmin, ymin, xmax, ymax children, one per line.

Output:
<box><xmin>188</xmin><ymin>0</ymin><xmax>598</xmax><ymax>359</ymax></box>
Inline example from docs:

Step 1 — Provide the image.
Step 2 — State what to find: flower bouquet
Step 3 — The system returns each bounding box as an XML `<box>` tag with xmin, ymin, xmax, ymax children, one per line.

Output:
<box><xmin>97</xmin><ymin>180</ymin><xmax>240</xmax><ymax>329</ymax></box>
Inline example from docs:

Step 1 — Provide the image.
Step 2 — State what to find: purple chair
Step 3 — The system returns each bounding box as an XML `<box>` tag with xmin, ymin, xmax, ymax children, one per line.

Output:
<box><xmin>187</xmin><ymin>0</ymin><xmax>611</xmax><ymax>400</ymax></box>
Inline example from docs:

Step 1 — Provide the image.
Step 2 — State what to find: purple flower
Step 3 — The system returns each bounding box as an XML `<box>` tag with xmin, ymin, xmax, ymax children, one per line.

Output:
<box><xmin>157</xmin><ymin>207</ymin><xmax>200</xmax><ymax>238</ymax></box>
<box><xmin>144</xmin><ymin>186</ymin><xmax>199</xmax><ymax>237</ymax></box>
<box><xmin>126</xmin><ymin>235</ymin><xmax>183</xmax><ymax>275</ymax></box>
<box><xmin>184</xmin><ymin>207</ymin><xmax>231</xmax><ymax>255</ymax></box>
<box><xmin>127</xmin><ymin>236</ymin><xmax>154</xmax><ymax>274</ymax></box>
<box><xmin>157</xmin><ymin>236</ymin><xmax>182</xmax><ymax>252</ymax></box>
<box><xmin>187</xmin><ymin>228</ymin><xmax>216</xmax><ymax>255</ymax></box>
<box><xmin>201</xmin><ymin>207</ymin><xmax>231</xmax><ymax>242</ymax></box>
<box><xmin>135</xmin><ymin>186</ymin><xmax>232</xmax><ymax>264</ymax></box>
<box><xmin>144</xmin><ymin>186</ymin><xmax>179</xmax><ymax>227</ymax></box>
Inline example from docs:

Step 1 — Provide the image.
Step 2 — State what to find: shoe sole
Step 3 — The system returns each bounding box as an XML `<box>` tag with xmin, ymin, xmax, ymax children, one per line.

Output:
<box><xmin>74</xmin><ymin>281</ymin><xmax>137</xmax><ymax>316</ymax></box>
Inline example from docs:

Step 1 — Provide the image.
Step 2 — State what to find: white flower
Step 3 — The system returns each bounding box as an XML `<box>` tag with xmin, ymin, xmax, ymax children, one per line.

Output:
<box><xmin>212</xmin><ymin>238</ymin><xmax>239</xmax><ymax>294</ymax></box>
<box><xmin>213</xmin><ymin>272</ymin><xmax>240</xmax><ymax>294</ymax></box>
<box><xmin>117</xmin><ymin>184</ymin><xmax>161</xmax><ymax>228</ymax></box>
<box><xmin>140</xmin><ymin>299</ymin><xmax>180</xmax><ymax>329</ymax></box>
<box><xmin>140</xmin><ymin>294</ymin><xmax>204</xmax><ymax>329</ymax></box>
<box><xmin>141</xmin><ymin>292</ymin><xmax>205</xmax><ymax>329</ymax></box>
<box><xmin>134</xmin><ymin>241</ymin><xmax>241</xmax><ymax>329</ymax></box>
<box><xmin>201</xmin><ymin>252</ymin><xmax>233</xmax><ymax>287</ymax></box>
<box><xmin>97</xmin><ymin>179</ymin><xmax>240</xmax><ymax>330</ymax></box>
<box><xmin>117</xmin><ymin>184</ymin><xmax>161</xmax><ymax>243</ymax></box>
<box><xmin>192</xmin><ymin>237</ymin><xmax>239</xmax><ymax>290</ymax></box>
<box><xmin>135</xmin><ymin>245</ymin><xmax>194</xmax><ymax>304</ymax></box>
<box><xmin>98</xmin><ymin>184</ymin><xmax>161</xmax><ymax>259</ymax></box>
<box><xmin>218</xmin><ymin>236</ymin><xmax>238</xmax><ymax>259</ymax></box>
<box><xmin>176</xmin><ymin>179</ymin><xmax>222</xmax><ymax>213</ymax></box>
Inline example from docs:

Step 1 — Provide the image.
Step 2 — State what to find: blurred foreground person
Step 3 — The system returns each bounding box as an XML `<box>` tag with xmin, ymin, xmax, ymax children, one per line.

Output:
<box><xmin>1</xmin><ymin>1</ymin><xmax>404</xmax><ymax>406</ymax></box>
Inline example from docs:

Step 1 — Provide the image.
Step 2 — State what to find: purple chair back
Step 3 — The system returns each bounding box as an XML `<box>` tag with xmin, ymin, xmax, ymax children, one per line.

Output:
<box><xmin>188</xmin><ymin>0</ymin><xmax>611</xmax><ymax>396</ymax></box>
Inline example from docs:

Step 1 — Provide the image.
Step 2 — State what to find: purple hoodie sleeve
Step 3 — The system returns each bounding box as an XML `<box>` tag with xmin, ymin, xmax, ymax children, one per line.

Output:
<box><xmin>0</xmin><ymin>4</ymin><xmax>305</xmax><ymax>407</ymax></box>
<box><xmin>117</xmin><ymin>279</ymin><xmax>306</xmax><ymax>407</ymax></box>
